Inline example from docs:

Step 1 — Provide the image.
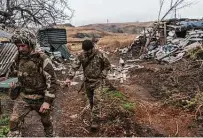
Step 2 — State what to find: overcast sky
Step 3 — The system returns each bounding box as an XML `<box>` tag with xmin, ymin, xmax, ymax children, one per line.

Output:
<box><xmin>68</xmin><ymin>0</ymin><xmax>202</xmax><ymax>26</ymax></box>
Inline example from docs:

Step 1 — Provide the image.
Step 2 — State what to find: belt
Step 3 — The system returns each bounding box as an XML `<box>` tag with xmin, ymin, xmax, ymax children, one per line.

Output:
<box><xmin>23</xmin><ymin>98</ymin><xmax>44</xmax><ymax>104</ymax></box>
<box><xmin>23</xmin><ymin>88</ymin><xmax>45</xmax><ymax>95</ymax></box>
<box><xmin>20</xmin><ymin>92</ymin><xmax>44</xmax><ymax>100</ymax></box>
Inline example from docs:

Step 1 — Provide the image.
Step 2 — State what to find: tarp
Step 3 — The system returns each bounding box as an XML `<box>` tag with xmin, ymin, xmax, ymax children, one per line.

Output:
<box><xmin>41</xmin><ymin>44</ymin><xmax>71</xmax><ymax>59</ymax></box>
<box><xmin>0</xmin><ymin>30</ymin><xmax>12</xmax><ymax>39</ymax></box>
<box><xmin>180</xmin><ymin>21</ymin><xmax>203</xmax><ymax>29</ymax></box>
<box><xmin>0</xmin><ymin>77</ymin><xmax>18</xmax><ymax>88</ymax></box>
<box><xmin>59</xmin><ymin>44</ymin><xmax>71</xmax><ymax>59</ymax></box>
<box><xmin>37</xmin><ymin>28</ymin><xmax>70</xmax><ymax>59</ymax></box>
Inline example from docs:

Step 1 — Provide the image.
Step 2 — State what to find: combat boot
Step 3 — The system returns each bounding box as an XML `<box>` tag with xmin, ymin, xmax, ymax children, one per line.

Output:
<box><xmin>90</xmin><ymin>112</ymin><xmax>99</xmax><ymax>131</ymax></box>
<box><xmin>44</xmin><ymin>124</ymin><xmax>54</xmax><ymax>137</ymax></box>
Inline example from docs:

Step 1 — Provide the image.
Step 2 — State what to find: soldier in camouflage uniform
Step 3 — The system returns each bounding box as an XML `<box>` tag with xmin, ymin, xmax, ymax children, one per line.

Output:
<box><xmin>66</xmin><ymin>39</ymin><xmax>111</xmax><ymax>129</ymax></box>
<box><xmin>7</xmin><ymin>30</ymin><xmax>57</xmax><ymax>137</ymax></box>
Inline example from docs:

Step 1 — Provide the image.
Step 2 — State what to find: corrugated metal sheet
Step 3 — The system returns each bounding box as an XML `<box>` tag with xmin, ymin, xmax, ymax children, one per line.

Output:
<box><xmin>37</xmin><ymin>28</ymin><xmax>70</xmax><ymax>59</ymax></box>
<box><xmin>37</xmin><ymin>28</ymin><xmax>67</xmax><ymax>47</ymax></box>
<box><xmin>0</xmin><ymin>43</ymin><xmax>18</xmax><ymax>76</ymax></box>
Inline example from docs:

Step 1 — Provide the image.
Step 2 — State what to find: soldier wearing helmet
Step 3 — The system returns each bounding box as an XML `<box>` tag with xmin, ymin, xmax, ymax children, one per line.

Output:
<box><xmin>8</xmin><ymin>30</ymin><xmax>57</xmax><ymax>137</ymax></box>
<box><xmin>11</xmin><ymin>30</ymin><xmax>36</xmax><ymax>49</ymax></box>
<box><xmin>66</xmin><ymin>39</ymin><xmax>111</xmax><ymax>130</ymax></box>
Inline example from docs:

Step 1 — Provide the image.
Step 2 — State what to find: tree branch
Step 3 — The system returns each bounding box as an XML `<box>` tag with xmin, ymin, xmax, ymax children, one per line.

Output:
<box><xmin>0</xmin><ymin>0</ymin><xmax>74</xmax><ymax>27</ymax></box>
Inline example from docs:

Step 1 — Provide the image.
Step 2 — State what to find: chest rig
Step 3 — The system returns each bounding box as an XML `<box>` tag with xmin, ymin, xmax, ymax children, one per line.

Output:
<box><xmin>17</xmin><ymin>54</ymin><xmax>46</xmax><ymax>92</ymax></box>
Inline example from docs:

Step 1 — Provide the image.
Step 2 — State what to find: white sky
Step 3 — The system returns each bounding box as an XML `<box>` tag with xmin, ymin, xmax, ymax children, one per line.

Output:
<box><xmin>68</xmin><ymin>0</ymin><xmax>203</xmax><ymax>26</ymax></box>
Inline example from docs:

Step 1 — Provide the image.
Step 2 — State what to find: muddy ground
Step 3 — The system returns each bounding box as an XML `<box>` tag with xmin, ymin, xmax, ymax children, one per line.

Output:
<box><xmin>1</xmin><ymin>53</ymin><xmax>203</xmax><ymax>137</ymax></box>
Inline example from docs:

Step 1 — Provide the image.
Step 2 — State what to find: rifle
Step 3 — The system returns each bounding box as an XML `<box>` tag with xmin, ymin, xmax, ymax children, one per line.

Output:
<box><xmin>77</xmin><ymin>80</ymin><xmax>85</xmax><ymax>93</ymax></box>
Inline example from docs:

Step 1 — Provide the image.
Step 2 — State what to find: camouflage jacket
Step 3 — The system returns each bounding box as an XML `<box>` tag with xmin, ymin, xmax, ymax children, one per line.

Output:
<box><xmin>68</xmin><ymin>49</ymin><xmax>111</xmax><ymax>90</ymax></box>
<box><xmin>14</xmin><ymin>53</ymin><xmax>57</xmax><ymax>104</ymax></box>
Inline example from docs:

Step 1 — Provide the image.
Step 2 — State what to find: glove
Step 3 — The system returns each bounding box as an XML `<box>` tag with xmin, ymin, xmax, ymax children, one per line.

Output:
<box><xmin>9</xmin><ymin>82</ymin><xmax>21</xmax><ymax>100</ymax></box>
<box><xmin>39</xmin><ymin>102</ymin><xmax>50</xmax><ymax>113</ymax></box>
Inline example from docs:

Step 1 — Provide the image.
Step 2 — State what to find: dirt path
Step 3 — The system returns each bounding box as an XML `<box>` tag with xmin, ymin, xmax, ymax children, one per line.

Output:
<box><xmin>15</xmin><ymin>78</ymin><xmax>197</xmax><ymax>137</ymax></box>
<box><xmin>54</xmin><ymin>86</ymin><xmax>89</xmax><ymax>136</ymax></box>
<box><xmin>20</xmin><ymin>60</ymin><xmax>198</xmax><ymax>137</ymax></box>
<box><xmin>22</xmin><ymin>79</ymin><xmax>88</xmax><ymax>137</ymax></box>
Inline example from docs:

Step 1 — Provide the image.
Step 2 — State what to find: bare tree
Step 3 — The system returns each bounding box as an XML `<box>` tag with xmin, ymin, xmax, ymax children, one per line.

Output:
<box><xmin>158</xmin><ymin>0</ymin><xmax>165</xmax><ymax>22</ymax></box>
<box><xmin>143</xmin><ymin>0</ymin><xmax>197</xmax><ymax>51</ymax></box>
<box><xmin>160</xmin><ymin>0</ymin><xmax>196</xmax><ymax>21</ymax></box>
<box><xmin>0</xmin><ymin>0</ymin><xmax>74</xmax><ymax>27</ymax></box>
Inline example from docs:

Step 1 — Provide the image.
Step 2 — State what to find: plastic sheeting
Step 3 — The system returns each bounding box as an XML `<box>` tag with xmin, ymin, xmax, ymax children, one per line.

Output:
<box><xmin>0</xmin><ymin>78</ymin><xmax>18</xmax><ymax>88</ymax></box>
<box><xmin>180</xmin><ymin>21</ymin><xmax>203</xmax><ymax>29</ymax></box>
<box><xmin>0</xmin><ymin>30</ymin><xmax>12</xmax><ymax>39</ymax></box>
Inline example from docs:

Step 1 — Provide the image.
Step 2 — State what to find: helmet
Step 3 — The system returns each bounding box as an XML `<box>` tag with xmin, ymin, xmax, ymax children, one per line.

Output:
<box><xmin>82</xmin><ymin>39</ymin><xmax>94</xmax><ymax>51</ymax></box>
<box><xmin>11</xmin><ymin>30</ymin><xmax>36</xmax><ymax>49</ymax></box>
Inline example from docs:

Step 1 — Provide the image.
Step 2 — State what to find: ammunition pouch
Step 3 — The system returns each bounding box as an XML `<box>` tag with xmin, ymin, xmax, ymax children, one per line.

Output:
<box><xmin>23</xmin><ymin>98</ymin><xmax>44</xmax><ymax>104</ymax></box>
<box><xmin>9</xmin><ymin>86</ymin><xmax>21</xmax><ymax>100</ymax></box>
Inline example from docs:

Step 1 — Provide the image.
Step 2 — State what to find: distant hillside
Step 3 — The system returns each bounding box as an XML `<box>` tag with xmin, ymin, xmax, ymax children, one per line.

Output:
<box><xmin>58</xmin><ymin>22</ymin><xmax>153</xmax><ymax>52</ymax></box>
<box><xmin>62</xmin><ymin>26</ymin><xmax>137</xmax><ymax>52</ymax></box>
<box><xmin>82</xmin><ymin>22</ymin><xmax>153</xmax><ymax>34</ymax></box>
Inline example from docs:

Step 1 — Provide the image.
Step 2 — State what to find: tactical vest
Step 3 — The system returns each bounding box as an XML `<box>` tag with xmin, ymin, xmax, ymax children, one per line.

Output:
<box><xmin>79</xmin><ymin>50</ymin><xmax>104</xmax><ymax>80</ymax></box>
<box><xmin>17</xmin><ymin>54</ymin><xmax>47</xmax><ymax>94</ymax></box>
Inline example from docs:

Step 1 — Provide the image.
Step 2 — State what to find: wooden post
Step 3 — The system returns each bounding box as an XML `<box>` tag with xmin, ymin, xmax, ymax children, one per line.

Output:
<box><xmin>0</xmin><ymin>99</ymin><xmax>2</xmax><ymax>115</ymax></box>
<box><xmin>164</xmin><ymin>22</ymin><xmax>167</xmax><ymax>45</ymax></box>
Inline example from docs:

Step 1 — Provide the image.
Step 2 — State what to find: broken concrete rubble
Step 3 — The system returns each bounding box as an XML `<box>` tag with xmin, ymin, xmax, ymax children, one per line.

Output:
<box><xmin>183</xmin><ymin>42</ymin><xmax>202</xmax><ymax>52</ymax></box>
<box><xmin>131</xmin><ymin>19</ymin><xmax>203</xmax><ymax>64</ymax></box>
<box><xmin>161</xmin><ymin>52</ymin><xmax>185</xmax><ymax>64</ymax></box>
<box><xmin>108</xmin><ymin>62</ymin><xmax>144</xmax><ymax>84</ymax></box>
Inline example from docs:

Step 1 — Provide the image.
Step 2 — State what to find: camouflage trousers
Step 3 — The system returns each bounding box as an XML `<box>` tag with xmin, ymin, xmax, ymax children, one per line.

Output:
<box><xmin>86</xmin><ymin>86</ymin><xmax>103</xmax><ymax>126</ymax></box>
<box><xmin>8</xmin><ymin>99</ymin><xmax>53</xmax><ymax>137</ymax></box>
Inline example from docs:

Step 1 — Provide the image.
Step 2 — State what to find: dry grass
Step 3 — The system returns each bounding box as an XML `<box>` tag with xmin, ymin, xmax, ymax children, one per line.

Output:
<box><xmin>68</xmin><ymin>43</ymin><xmax>82</xmax><ymax>51</ymax></box>
<box><xmin>57</xmin><ymin>26</ymin><xmax>113</xmax><ymax>45</ymax></box>
<box><xmin>57</xmin><ymin>25</ymin><xmax>138</xmax><ymax>52</ymax></box>
<box><xmin>67</xmin><ymin>34</ymin><xmax>137</xmax><ymax>52</ymax></box>
<box><xmin>68</xmin><ymin>37</ymin><xmax>85</xmax><ymax>43</ymax></box>
<box><xmin>66</xmin><ymin>26</ymin><xmax>112</xmax><ymax>38</ymax></box>
<box><xmin>97</xmin><ymin>34</ymin><xmax>136</xmax><ymax>50</ymax></box>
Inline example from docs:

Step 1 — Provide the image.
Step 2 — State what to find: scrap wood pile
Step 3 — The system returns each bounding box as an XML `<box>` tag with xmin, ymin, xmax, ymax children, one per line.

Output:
<box><xmin>136</xmin><ymin>19</ymin><xmax>203</xmax><ymax>63</ymax></box>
